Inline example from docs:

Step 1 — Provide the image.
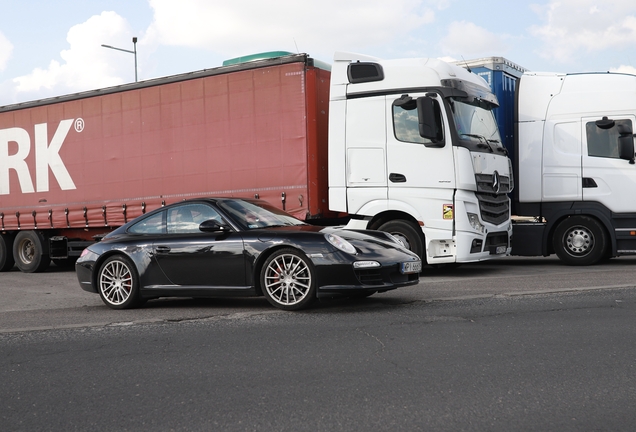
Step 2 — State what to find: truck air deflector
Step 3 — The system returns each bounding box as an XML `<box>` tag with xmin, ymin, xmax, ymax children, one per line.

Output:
<box><xmin>347</xmin><ymin>62</ymin><xmax>384</xmax><ymax>84</ymax></box>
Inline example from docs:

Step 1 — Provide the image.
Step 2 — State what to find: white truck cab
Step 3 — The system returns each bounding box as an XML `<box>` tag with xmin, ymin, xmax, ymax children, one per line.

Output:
<box><xmin>514</xmin><ymin>71</ymin><xmax>636</xmax><ymax>264</ymax></box>
<box><xmin>328</xmin><ymin>52</ymin><xmax>513</xmax><ymax>264</ymax></box>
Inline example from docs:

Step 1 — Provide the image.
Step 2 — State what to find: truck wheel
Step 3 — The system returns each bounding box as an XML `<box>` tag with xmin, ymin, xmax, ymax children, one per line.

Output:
<box><xmin>0</xmin><ymin>234</ymin><xmax>15</xmax><ymax>272</ymax></box>
<box><xmin>553</xmin><ymin>216</ymin><xmax>607</xmax><ymax>266</ymax></box>
<box><xmin>377</xmin><ymin>220</ymin><xmax>425</xmax><ymax>260</ymax></box>
<box><xmin>13</xmin><ymin>231</ymin><xmax>50</xmax><ymax>273</ymax></box>
<box><xmin>98</xmin><ymin>255</ymin><xmax>143</xmax><ymax>309</ymax></box>
<box><xmin>260</xmin><ymin>248</ymin><xmax>316</xmax><ymax>311</ymax></box>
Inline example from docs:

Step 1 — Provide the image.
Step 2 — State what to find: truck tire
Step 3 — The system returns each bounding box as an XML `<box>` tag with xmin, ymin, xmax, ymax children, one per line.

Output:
<box><xmin>13</xmin><ymin>231</ymin><xmax>51</xmax><ymax>273</ymax></box>
<box><xmin>377</xmin><ymin>220</ymin><xmax>425</xmax><ymax>261</ymax></box>
<box><xmin>552</xmin><ymin>216</ymin><xmax>607</xmax><ymax>266</ymax></box>
<box><xmin>0</xmin><ymin>234</ymin><xmax>15</xmax><ymax>272</ymax></box>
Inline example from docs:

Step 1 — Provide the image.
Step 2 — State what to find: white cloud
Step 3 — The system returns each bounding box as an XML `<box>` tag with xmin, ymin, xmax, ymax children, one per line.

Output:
<box><xmin>530</xmin><ymin>0</ymin><xmax>636</xmax><ymax>63</ymax></box>
<box><xmin>440</xmin><ymin>21</ymin><xmax>509</xmax><ymax>58</ymax></box>
<box><xmin>13</xmin><ymin>11</ymin><xmax>134</xmax><ymax>98</ymax></box>
<box><xmin>611</xmin><ymin>65</ymin><xmax>636</xmax><ymax>75</ymax></box>
<box><xmin>144</xmin><ymin>0</ymin><xmax>435</xmax><ymax>60</ymax></box>
<box><xmin>0</xmin><ymin>31</ymin><xmax>13</xmax><ymax>72</ymax></box>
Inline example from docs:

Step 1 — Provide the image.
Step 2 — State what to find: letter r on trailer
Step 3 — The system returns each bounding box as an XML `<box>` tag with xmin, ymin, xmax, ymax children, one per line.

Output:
<box><xmin>0</xmin><ymin>127</ymin><xmax>35</xmax><ymax>194</ymax></box>
<box><xmin>0</xmin><ymin>119</ymin><xmax>76</xmax><ymax>195</ymax></box>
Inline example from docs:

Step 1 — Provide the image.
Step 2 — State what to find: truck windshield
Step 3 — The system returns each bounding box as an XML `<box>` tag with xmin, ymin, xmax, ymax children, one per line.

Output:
<box><xmin>451</xmin><ymin>99</ymin><xmax>502</xmax><ymax>148</ymax></box>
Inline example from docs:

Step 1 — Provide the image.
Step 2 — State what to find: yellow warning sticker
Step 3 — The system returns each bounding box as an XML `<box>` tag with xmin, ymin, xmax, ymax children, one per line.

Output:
<box><xmin>443</xmin><ymin>204</ymin><xmax>454</xmax><ymax>220</ymax></box>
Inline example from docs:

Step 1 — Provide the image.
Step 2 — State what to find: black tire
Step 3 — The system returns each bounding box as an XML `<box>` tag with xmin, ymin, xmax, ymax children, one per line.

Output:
<box><xmin>97</xmin><ymin>255</ymin><xmax>143</xmax><ymax>309</ymax></box>
<box><xmin>0</xmin><ymin>234</ymin><xmax>15</xmax><ymax>272</ymax></box>
<box><xmin>377</xmin><ymin>220</ymin><xmax>425</xmax><ymax>261</ymax></box>
<box><xmin>260</xmin><ymin>248</ymin><xmax>316</xmax><ymax>311</ymax></box>
<box><xmin>552</xmin><ymin>216</ymin><xmax>607</xmax><ymax>266</ymax></box>
<box><xmin>13</xmin><ymin>231</ymin><xmax>50</xmax><ymax>273</ymax></box>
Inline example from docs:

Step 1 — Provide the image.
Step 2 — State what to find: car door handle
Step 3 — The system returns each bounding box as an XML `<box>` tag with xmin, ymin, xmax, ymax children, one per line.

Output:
<box><xmin>155</xmin><ymin>246</ymin><xmax>171</xmax><ymax>253</ymax></box>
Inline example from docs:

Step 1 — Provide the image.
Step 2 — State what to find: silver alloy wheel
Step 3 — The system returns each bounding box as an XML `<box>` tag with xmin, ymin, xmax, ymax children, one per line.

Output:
<box><xmin>263</xmin><ymin>253</ymin><xmax>312</xmax><ymax>306</ymax></box>
<box><xmin>16</xmin><ymin>237</ymin><xmax>35</xmax><ymax>265</ymax></box>
<box><xmin>564</xmin><ymin>225</ymin><xmax>594</xmax><ymax>256</ymax></box>
<box><xmin>99</xmin><ymin>259</ymin><xmax>134</xmax><ymax>305</ymax></box>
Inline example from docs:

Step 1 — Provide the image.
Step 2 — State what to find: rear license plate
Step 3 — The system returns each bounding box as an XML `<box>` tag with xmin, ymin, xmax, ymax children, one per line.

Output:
<box><xmin>495</xmin><ymin>245</ymin><xmax>507</xmax><ymax>255</ymax></box>
<box><xmin>401</xmin><ymin>261</ymin><xmax>422</xmax><ymax>274</ymax></box>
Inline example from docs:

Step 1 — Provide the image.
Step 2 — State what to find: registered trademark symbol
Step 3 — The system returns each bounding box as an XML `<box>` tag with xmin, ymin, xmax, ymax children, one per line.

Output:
<box><xmin>74</xmin><ymin>118</ymin><xmax>85</xmax><ymax>133</ymax></box>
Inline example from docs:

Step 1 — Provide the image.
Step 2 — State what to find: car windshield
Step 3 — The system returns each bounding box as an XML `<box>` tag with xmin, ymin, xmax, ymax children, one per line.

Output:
<box><xmin>451</xmin><ymin>98</ymin><xmax>502</xmax><ymax>147</ymax></box>
<box><xmin>218</xmin><ymin>200</ymin><xmax>305</xmax><ymax>230</ymax></box>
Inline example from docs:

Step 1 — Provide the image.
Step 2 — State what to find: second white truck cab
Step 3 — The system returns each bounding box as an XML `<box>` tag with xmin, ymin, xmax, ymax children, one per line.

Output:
<box><xmin>328</xmin><ymin>52</ymin><xmax>513</xmax><ymax>264</ymax></box>
<box><xmin>514</xmin><ymin>71</ymin><xmax>636</xmax><ymax>264</ymax></box>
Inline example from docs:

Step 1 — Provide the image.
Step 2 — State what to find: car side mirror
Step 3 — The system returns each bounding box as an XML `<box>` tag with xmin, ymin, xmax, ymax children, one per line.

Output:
<box><xmin>618</xmin><ymin>123</ymin><xmax>636</xmax><ymax>164</ymax></box>
<box><xmin>199</xmin><ymin>219</ymin><xmax>231</xmax><ymax>233</ymax></box>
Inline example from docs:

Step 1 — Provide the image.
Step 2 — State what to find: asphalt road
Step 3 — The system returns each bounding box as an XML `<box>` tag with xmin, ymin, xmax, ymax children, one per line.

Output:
<box><xmin>1</xmin><ymin>255</ymin><xmax>636</xmax><ymax>333</ymax></box>
<box><xmin>1</xmin><ymin>256</ymin><xmax>636</xmax><ymax>431</ymax></box>
<box><xmin>1</xmin><ymin>287</ymin><xmax>635</xmax><ymax>431</ymax></box>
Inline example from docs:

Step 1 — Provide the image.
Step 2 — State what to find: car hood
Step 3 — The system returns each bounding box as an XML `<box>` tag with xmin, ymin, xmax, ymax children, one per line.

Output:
<box><xmin>260</xmin><ymin>225</ymin><xmax>418</xmax><ymax>258</ymax></box>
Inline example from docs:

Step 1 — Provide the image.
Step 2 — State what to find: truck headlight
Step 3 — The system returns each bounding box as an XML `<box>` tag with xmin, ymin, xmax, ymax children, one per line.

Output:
<box><xmin>467</xmin><ymin>212</ymin><xmax>485</xmax><ymax>233</ymax></box>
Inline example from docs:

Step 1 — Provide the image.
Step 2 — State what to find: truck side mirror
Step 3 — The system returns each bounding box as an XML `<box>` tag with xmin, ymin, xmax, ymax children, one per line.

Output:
<box><xmin>595</xmin><ymin>116</ymin><xmax>615</xmax><ymax>130</ymax></box>
<box><xmin>617</xmin><ymin>123</ymin><xmax>635</xmax><ymax>164</ymax></box>
<box><xmin>416</xmin><ymin>96</ymin><xmax>444</xmax><ymax>148</ymax></box>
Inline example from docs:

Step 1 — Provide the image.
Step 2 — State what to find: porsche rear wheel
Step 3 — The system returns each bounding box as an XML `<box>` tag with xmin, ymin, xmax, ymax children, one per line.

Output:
<box><xmin>98</xmin><ymin>255</ymin><xmax>143</xmax><ymax>309</ymax></box>
<box><xmin>261</xmin><ymin>248</ymin><xmax>316</xmax><ymax>311</ymax></box>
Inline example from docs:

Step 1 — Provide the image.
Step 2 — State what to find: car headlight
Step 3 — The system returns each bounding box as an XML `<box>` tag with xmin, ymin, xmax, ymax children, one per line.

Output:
<box><xmin>326</xmin><ymin>233</ymin><xmax>357</xmax><ymax>255</ymax></box>
<box><xmin>467</xmin><ymin>212</ymin><xmax>485</xmax><ymax>234</ymax></box>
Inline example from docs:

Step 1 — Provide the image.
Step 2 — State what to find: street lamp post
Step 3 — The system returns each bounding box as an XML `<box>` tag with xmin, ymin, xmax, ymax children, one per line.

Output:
<box><xmin>101</xmin><ymin>37</ymin><xmax>138</xmax><ymax>82</ymax></box>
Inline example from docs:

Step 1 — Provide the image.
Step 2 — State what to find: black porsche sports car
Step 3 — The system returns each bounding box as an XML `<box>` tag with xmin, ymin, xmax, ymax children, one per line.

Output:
<box><xmin>76</xmin><ymin>198</ymin><xmax>421</xmax><ymax>311</ymax></box>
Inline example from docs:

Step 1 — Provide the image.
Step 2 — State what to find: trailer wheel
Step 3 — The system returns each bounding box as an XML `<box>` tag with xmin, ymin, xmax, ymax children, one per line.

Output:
<box><xmin>377</xmin><ymin>220</ymin><xmax>425</xmax><ymax>261</ymax></box>
<box><xmin>0</xmin><ymin>234</ymin><xmax>15</xmax><ymax>272</ymax></box>
<box><xmin>553</xmin><ymin>216</ymin><xmax>607</xmax><ymax>266</ymax></box>
<box><xmin>13</xmin><ymin>231</ymin><xmax>50</xmax><ymax>273</ymax></box>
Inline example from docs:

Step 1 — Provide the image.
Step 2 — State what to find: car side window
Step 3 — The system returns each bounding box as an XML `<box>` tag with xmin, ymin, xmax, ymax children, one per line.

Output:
<box><xmin>128</xmin><ymin>211</ymin><xmax>165</xmax><ymax>234</ymax></box>
<box><xmin>167</xmin><ymin>204</ymin><xmax>223</xmax><ymax>234</ymax></box>
<box><xmin>586</xmin><ymin>119</ymin><xmax>631</xmax><ymax>158</ymax></box>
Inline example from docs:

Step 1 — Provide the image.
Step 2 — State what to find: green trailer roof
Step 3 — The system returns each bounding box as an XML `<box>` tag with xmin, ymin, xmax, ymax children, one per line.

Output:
<box><xmin>222</xmin><ymin>51</ymin><xmax>296</xmax><ymax>66</ymax></box>
<box><xmin>222</xmin><ymin>51</ymin><xmax>331</xmax><ymax>71</ymax></box>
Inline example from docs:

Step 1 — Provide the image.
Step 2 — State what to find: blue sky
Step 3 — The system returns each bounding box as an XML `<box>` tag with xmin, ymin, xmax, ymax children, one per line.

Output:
<box><xmin>1</xmin><ymin>0</ymin><xmax>636</xmax><ymax>106</ymax></box>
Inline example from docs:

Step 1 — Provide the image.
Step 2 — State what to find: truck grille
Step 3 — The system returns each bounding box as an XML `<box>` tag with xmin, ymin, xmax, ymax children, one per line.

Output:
<box><xmin>475</xmin><ymin>173</ymin><xmax>511</xmax><ymax>226</ymax></box>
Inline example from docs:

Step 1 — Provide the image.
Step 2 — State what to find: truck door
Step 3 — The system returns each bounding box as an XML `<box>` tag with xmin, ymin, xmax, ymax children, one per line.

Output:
<box><xmin>581</xmin><ymin>116</ymin><xmax>636</xmax><ymax>212</ymax></box>
<box><xmin>385</xmin><ymin>93</ymin><xmax>455</xmax><ymax>230</ymax></box>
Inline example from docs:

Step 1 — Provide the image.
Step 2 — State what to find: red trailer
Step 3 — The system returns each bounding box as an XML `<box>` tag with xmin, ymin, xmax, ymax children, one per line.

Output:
<box><xmin>0</xmin><ymin>53</ymin><xmax>334</xmax><ymax>272</ymax></box>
